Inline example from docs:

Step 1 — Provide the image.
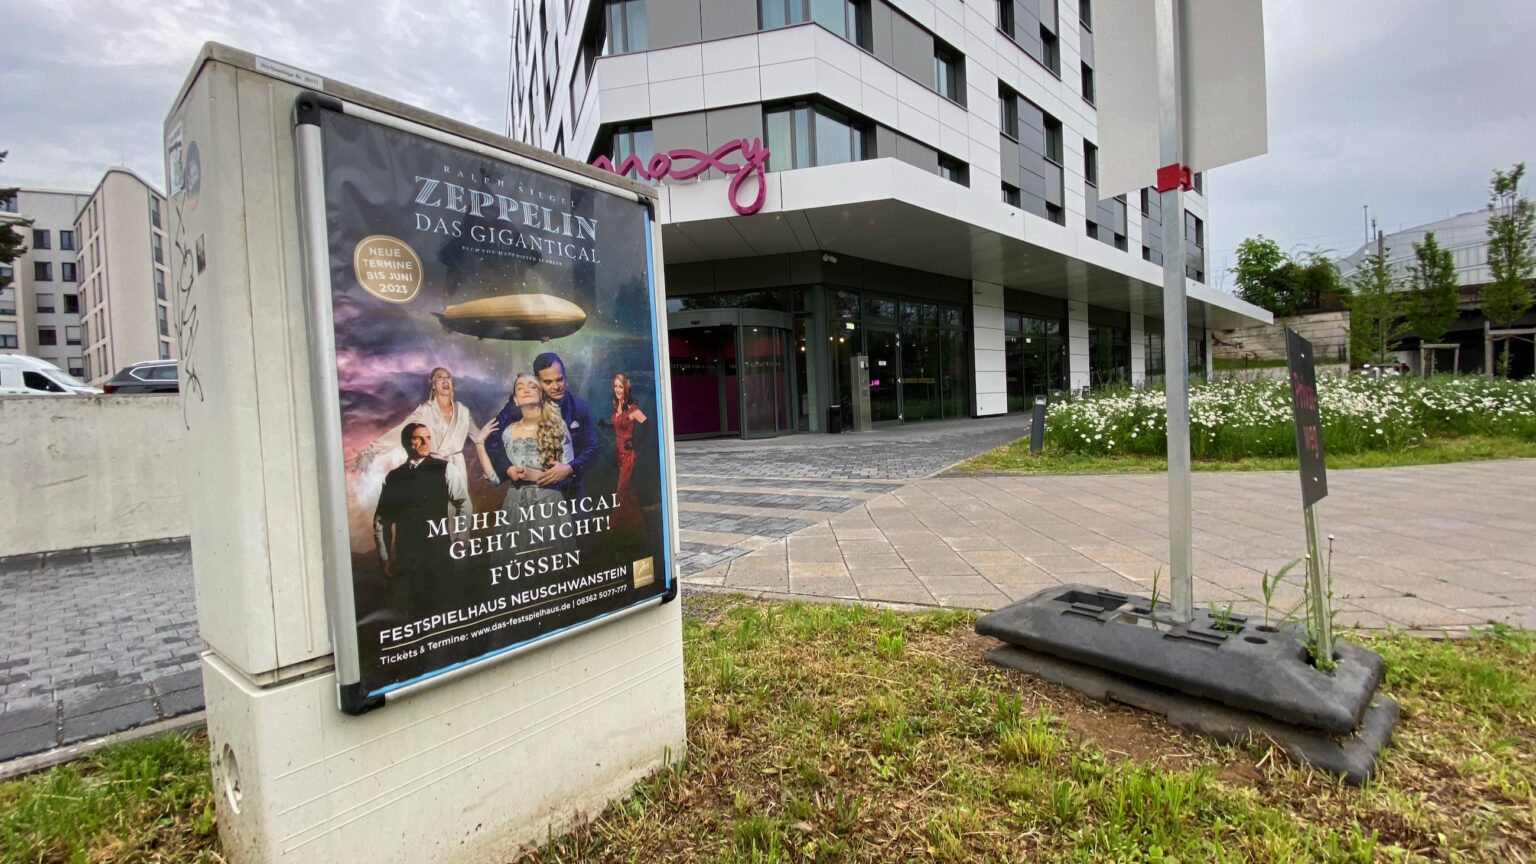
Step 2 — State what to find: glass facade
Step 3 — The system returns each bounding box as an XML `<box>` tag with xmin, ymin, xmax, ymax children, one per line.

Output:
<box><xmin>1088</xmin><ymin>319</ymin><xmax>1129</xmax><ymax>389</ymax></box>
<box><xmin>829</xmin><ymin>289</ymin><xmax>968</xmax><ymax>424</ymax></box>
<box><xmin>1004</xmin><ymin>312</ymin><xmax>1068</xmax><ymax>411</ymax></box>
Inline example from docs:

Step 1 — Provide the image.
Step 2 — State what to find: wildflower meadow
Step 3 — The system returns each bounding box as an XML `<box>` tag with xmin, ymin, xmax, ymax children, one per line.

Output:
<box><xmin>1044</xmin><ymin>375</ymin><xmax>1536</xmax><ymax>460</ymax></box>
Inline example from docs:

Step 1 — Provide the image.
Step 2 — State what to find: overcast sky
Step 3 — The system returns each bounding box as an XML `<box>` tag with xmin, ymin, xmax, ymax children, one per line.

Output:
<box><xmin>3</xmin><ymin>0</ymin><xmax>1533</xmax><ymax>291</ymax></box>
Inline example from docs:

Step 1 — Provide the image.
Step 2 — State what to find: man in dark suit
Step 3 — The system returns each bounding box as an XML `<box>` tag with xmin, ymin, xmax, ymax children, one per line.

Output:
<box><xmin>531</xmin><ymin>351</ymin><xmax>599</xmax><ymax>502</ymax></box>
<box><xmin>373</xmin><ymin>423</ymin><xmax>453</xmax><ymax>603</ymax></box>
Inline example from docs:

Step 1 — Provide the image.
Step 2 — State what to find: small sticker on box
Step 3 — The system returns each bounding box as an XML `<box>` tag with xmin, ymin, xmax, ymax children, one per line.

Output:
<box><xmin>254</xmin><ymin>56</ymin><xmax>324</xmax><ymax>90</ymax></box>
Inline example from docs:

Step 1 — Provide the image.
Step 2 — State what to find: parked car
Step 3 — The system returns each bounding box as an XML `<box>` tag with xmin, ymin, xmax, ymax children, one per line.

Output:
<box><xmin>0</xmin><ymin>354</ymin><xmax>103</xmax><ymax>396</ymax></box>
<box><xmin>103</xmin><ymin>359</ymin><xmax>180</xmax><ymax>394</ymax></box>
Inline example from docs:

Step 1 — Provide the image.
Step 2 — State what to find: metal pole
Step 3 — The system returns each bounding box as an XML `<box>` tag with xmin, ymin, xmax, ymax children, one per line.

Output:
<box><xmin>1155</xmin><ymin>0</ymin><xmax>1194</xmax><ymax>624</ymax></box>
<box><xmin>1303</xmin><ymin>503</ymin><xmax>1333</xmax><ymax>663</ymax></box>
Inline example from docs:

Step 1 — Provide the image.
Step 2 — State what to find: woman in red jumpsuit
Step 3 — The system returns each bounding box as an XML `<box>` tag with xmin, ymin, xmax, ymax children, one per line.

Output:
<box><xmin>610</xmin><ymin>372</ymin><xmax>649</xmax><ymax>535</ymax></box>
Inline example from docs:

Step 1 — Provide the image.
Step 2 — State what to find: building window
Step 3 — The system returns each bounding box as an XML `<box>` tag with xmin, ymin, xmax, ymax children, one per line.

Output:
<box><xmin>1185</xmin><ymin>211</ymin><xmax>1205</xmax><ymax>282</ymax></box>
<box><xmin>59</xmin><ymin>230</ymin><xmax>75</xmax><ymax>252</ymax></box>
<box><xmin>38</xmin><ymin>326</ymin><xmax>57</xmax><ymax>346</ymax></box>
<box><xmin>66</xmin><ymin>325</ymin><xmax>81</xmax><ymax>345</ymax></box>
<box><xmin>933</xmin><ymin>42</ymin><xmax>963</xmax><ymax>103</ymax></box>
<box><xmin>61</xmin><ymin>262</ymin><xmax>77</xmax><ymax>282</ymax></box>
<box><xmin>1046</xmin><ymin>203</ymin><xmax>1064</xmax><ymax>225</ymax></box>
<box><xmin>0</xmin><ymin>322</ymin><xmax>17</xmax><ymax>348</ymax></box>
<box><xmin>1139</xmin><ymin>187</ymin><xmax>1151</xmax><ymax>216</ymax></box>
<box><xmin>64</xmin><ymin>293</ymin><xmax>80</xmax><ymax>314</ymax></box>
<box><xmin>602</xmin><ymin>0</ymin><xmax>646</xmax><ymax>55</ymax></box>
<box><xmin>1088</xmin><ymin>319</ymin><xmax>1130</xmax><ymax>389</ymax></box>
<box><xmin>1084</xmin><ymin>141</ymin><xmax>1098</xmax><ymax>186</ymax></box>
<box><xmin>1079</xmin><ymin>0</ymin><xmax>1092</xmax><ymax>29</ymax></box>
<box><xmin>998</xmin><ymin>84</ymin><xmax>1018</xmax><ymax>139</ymax></box>
<box><xmin>1041</xmin><ymin>25</ymin><xmax>1060</xmax><ymax>75</ymax></box>
<box><xmin>0</xmin><ymin>286</ymin><xmax>13</xmax><ymax>315</ymax></box>
<box><xmin>152</xmin><ymin>234</ymin><xmax>164</xmax><ymax>265</ymax></box>
<box><xmin>998</xmin><ymin>0</ymin><xmax>1015</xmax><ymax>38</ymax></box>
<box><xmin>0</xmin><ymin>265</ymin><xmax>11</xmax><ymax>289</ymax></box>
<box><xmin>937</xmin><ymin>155</ymin><xmax>969</xmax><ymax>186</ymax></box>
<box><xmin>32</xmin><ymin>229</ymin><xmax>50</xmax><ymax>250</ymax></box>
<box><xmin>1143</xmin><ymin>245</ymin><xmax>1153</xmax><ymax>262</ymax></box>
<box><xmin>68</xmin><ymin>358</ymin><xmax>84</xmax><ymax>378</ymax></box>
<box><xmin>1080</xmin><ymin>62</ymin><xmax>1095</xmax><ymax>104</ymax></box>
<box><xmin>1002</xmin><ymin>183</ymin><xmax>1021</xmax><ymax>208</ymax></box>
<box><xmin>0</xmin><ymin>193</ymin><xmax>16</xmax><ymax>212</ymax></box>
<box><xmin>1043</xmin><ymin>113</ymin><xmax>1063</xmax><ymax>163</ymax></box>
<box><xmin>154</xmin><ymin>269</ymin><xmax>167</xmax><ymax>300</ymax></box>
<box><xmin>158</xmin><ymin>304</ymin><xmax>170</xmax><ymax>337</ymax></box>
<box><xmin>149</xmin><ymin>192</ymin><xmax>162</xmax><ymax>229</ymax></box>
<box><xmin>36</xmin><ymin>292</ymin><xmax>54</xmax><ymax>313</ymax></box>
<box><xmin>160</xmin><ymin>341</ymin><xmax>172</xmax><ymax>360</ymax></box>
<box><xmin>764</xmin><ymin>102</ymin><xmax>869</xmax><ymax>172</ymax></box>
<box><xmin>34</xmin><ymin>262</ymin><xmax>52</xmax><ymax>282</ymax></box>
<box><xmin>1192</xmin><ymin>171</ymin><xmax>1204</xmax><ymax>194</ymax></box>
<box><xmin>761</xmin><ymin>0</ymin><xmax>867</xmax><ymax>48</ymax></box>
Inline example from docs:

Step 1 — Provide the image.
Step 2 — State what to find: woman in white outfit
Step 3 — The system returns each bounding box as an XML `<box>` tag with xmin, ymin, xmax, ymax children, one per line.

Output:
<box><xmin>354</xmin><ymin>367</ymin><xmax>487</xmax><ymax>521</ymax></box>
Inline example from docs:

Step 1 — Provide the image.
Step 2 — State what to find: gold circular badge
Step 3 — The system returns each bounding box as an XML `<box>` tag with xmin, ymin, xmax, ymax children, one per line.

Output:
<box><xmin>353</xmin><ymin>235</ymin><xmax>423</xmax><ymax>303</ymax></box>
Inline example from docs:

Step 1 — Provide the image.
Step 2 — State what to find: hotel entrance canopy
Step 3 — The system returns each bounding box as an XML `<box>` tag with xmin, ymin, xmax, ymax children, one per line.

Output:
<box><xmin>650</xmin><ymin>157</ymin><xmax>1272</xmax><ymax>331</ymax></box>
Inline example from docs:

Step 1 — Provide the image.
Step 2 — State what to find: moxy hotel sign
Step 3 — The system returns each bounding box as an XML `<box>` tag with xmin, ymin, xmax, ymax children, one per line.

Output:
<box><xmin>592</xmin><ymin>138</ymin><xmax>770</xmax><ymax>215</ymax></box>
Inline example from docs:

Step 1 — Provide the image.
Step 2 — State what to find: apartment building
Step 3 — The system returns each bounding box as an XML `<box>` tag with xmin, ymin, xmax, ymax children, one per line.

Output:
<box><xmin>74</xmin><ymin>169</ymin><xmax>177</xmax><ymax>385</ymax></box>
<box><xmin>1</xmin><ymin>187</ymin><xmax>91</xmax><ymax>377</ymax></box>
<box><xmin>509</xmin><ymin>0</ymin><xmax>1269</xmax><ymax>437</ymax></box>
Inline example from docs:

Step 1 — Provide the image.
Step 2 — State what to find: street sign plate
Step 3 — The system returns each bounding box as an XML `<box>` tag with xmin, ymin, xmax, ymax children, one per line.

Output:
<box><xmin>1095</xmin><ymin>0</ymin><xmax>1269</xmax><ymax>200</ymax></box>
<box><xmin>1286</xmin><ymin>329</ymin><xmax>1329</xmax><ymax>507</ymax></box>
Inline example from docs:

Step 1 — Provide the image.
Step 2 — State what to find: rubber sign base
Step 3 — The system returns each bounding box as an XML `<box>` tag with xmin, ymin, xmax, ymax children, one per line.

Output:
<box><xmin>976</xmin><ymin>584</ymin><xmax>1399</xmax><ymax>784</ymax></box>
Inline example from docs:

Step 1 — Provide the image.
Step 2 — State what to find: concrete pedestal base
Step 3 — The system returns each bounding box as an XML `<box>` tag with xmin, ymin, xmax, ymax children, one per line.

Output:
<box><xmin>202</xmin><ymin>601</ymin><xmax>686</xmax><ymax>864</ymax></box>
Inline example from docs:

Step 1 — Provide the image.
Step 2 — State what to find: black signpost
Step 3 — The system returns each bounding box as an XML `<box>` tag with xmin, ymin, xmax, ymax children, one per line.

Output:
<box><xmin>1285</xmin><ymin>328</ymin><xmax>1332</xmax><ymax>665</ymax></box>
<box><xmin>1029</xmin><ymin>395</ymin><xmax>1047</xmax><ymax>455</ymax></box>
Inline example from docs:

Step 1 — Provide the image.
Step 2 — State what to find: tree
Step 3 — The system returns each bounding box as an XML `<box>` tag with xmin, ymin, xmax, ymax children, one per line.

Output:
<box><xmin>1482</xmin><ymin>163</ymin><xmax>1535</xmax><ymax>374</ymax></box>
<box><xmin>1232</xmin><ymin>235</ymin><xmax>1291</xmax><ymax>315</ymax></box>
<box><xmin>0</xmin><ymin>151</ymin><xmax>31</xmax><ymax>293</ymax></box>
<box><xmin>1231</xmin><ymin>236</ymin><xmax>1340</xmax><ymax>317</ymax></box>
<box><xmin>1404</xmin><ymin>231</ymin><xmax>1460</xmax><ymax>369</ymax></box>
<box><xmin>1291</xmin><ymin>249</ymin><xmax>1343</xmax><ymax>312</ymax></box>
<box><xmin>1346</xmin><ymin>248</ymin><xmax>1407</xmax><ymax>366</ymax></box>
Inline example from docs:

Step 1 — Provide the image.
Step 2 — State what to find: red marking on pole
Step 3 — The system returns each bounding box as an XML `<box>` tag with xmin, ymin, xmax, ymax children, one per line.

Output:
<box><xmin>1155</xmin><ymin>163</ymin><xmax>1193</xmax><ymax>193</ymax></box>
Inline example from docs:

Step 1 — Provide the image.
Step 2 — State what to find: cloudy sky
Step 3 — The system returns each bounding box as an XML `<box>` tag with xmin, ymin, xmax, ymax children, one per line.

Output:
<box><xmin>3</xmin><ymin>0</ymin><xmax>1533</xmax><ymax>289</ymax></box>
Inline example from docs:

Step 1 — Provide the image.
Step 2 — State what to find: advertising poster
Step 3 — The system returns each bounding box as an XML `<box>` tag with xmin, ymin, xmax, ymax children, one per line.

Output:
<box><xmin>315</xmin><ymin>109</ymin><xmax>671</xmax><ymax>698</ymax></box>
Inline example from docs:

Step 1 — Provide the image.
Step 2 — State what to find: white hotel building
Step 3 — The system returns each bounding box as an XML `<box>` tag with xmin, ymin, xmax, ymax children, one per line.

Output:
<box><xmin>509</xmin><ymin>0</ymin><xmax>1269</xmax><ymax>437</ymax></box>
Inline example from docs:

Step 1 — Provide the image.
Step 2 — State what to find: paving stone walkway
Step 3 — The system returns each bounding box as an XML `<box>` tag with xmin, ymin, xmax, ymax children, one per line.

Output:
<box><xmin>0</xmin><ymin>540</ymin><xmax>201</xmax><ymax>761</ymax></box>
<box><xmin>686</xmin><ymin>460</ymin><xmax>1536</xmax><ymax>633</ymax></box>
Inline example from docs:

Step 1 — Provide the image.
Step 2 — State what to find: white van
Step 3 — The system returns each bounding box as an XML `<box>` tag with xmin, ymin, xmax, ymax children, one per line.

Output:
<box><xmin>0</xmin><ymin>354</ymin><xmax>104</xmax><ymax>396</ymax></box>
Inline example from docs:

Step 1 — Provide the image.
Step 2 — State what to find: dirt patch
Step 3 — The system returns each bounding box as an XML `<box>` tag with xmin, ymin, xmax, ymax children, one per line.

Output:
<box><xmin>935</xmin><ymin>627</ymin><xmax>1263</xmax><ymax>780</ymax></box>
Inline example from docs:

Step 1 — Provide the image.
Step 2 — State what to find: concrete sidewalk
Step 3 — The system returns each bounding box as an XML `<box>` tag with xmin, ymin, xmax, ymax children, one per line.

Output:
<box><xmin>685</xmin><ymin>460</ymin><xmax>1536</xmax><ymax>632</ymax></box>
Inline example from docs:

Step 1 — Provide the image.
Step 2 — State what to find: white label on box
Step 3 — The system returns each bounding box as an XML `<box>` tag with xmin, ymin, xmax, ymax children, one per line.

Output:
<box><xmin>255</xmin><ymin>56</ymin><xmax>325</xmax><ymax>90</ymax></box>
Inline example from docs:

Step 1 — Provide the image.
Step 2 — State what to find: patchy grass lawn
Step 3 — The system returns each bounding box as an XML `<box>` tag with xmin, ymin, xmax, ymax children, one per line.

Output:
<box><xmin>954</xmin><ymin>433</ymin><xmax>1536</xmax><ymax>475</ymax></box>
<box><xmin>4</xmin><ymin>598</ymin><xmax>1533</xmax><ymax>862</ymax></box>
<box><xmin>0</xmin><ymin>730</ymin><xmax>219</xmax><ymax>863</ymax></box>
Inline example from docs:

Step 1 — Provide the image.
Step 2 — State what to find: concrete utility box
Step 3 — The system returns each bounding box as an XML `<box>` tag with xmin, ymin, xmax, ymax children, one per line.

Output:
<box><xmin>165</xmin><ymin>44</ymin><xmax>685</xmax><ymax>864</ymax></box>
<box><xmin>848</xmin><ymin>354</ymin><xmax>872</xmax><ymax>431</ymax></box>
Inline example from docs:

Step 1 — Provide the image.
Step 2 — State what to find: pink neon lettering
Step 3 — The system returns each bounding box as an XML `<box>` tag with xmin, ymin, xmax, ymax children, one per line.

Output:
<box><xmin>592</xmin><ymin>138</ymin><xmax>770</xmax><ymax>216</ymax></box>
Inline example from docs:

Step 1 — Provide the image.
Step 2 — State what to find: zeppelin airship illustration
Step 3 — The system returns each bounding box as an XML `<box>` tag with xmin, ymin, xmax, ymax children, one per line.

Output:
<box><xmin>433</xmin><ymin>294</ymin><xmax>587</xmax><ymax>342</ymax></box>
